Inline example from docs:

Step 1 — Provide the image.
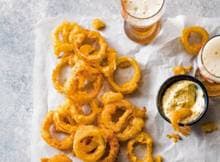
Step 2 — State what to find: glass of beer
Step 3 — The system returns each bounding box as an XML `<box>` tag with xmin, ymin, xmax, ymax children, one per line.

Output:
<box><xmin>121</xmin><ymin>0</ymin><xmax>166</xmax><ymax>44</ymax></box>
<box><xmin>196</xmin><ymin>35</ymin><xmax>220</xmax><ymax>97</ymax></box>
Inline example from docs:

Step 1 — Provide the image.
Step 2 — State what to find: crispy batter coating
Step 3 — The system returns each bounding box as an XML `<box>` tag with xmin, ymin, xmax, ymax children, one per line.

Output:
<box><xmin>101</xmin><ymin>91</ymin><xmax>124</xmax><ymax>105</ymax></box>
<box><xmin>52</xmin><ymin>56</ymin><xmax>76</xmax><ymax>93</ymax></box>
<box><xmin>108</xmin><ymin>56</ymin><xmax>141</xmax><ymax>94</ymax></box>
<box><xmin>98</xmin><ymin>129</ymin><xmax>119</xmax><ymax>162</ymax></box>
<box><xmin>92</xmin><ymin>18</ymin><xmax>106</xmax><ymax>30</ymax></box>
<box><xmin>73</xmin><ymin>125</ymin><xmax>106</xmax><ymax>161</ymax></box>
<box><xmin>127</xmin><ymin>132</ymin><xmax>154</xmax><ymax>162</ymax></box>
<box><xmin>40</xmin><ymin>21</ymin><xmax>163</xmax><ymax>161</ymax></box>
<box><xmin>170</xmin><ymin>107</ymin><xmax>192</xmax><ymax>136</ymax></box>
<box><xmin>117</xmin><ymin>117</ymin><xmax>145</xmax><ymax>141</ymax></box>
<box><xmin>181</xmin><ymin>26</ymin><xmax>209</xmax><ymax>55</ymax></box>
<box><xmin>41</xmin><ymin>154</ymin><xmax>72</xmax><ymax>162</ymax></box>
<box><xmin>172</xmin><ymin>65</ymin><xmax>192</xmax><ymax>75</ymax></box>
<box><xmin>74</xmin><ymin>30</ymin><xmax>107</xmax><ymax>63</ymax></box>
<box><xmin>201</xmin><ymin>122</ymin><xmax>218</xmax><ymax>133</ymax></box>
<box><xmin>154</xmin><ymin>155</ymin><xmax>164</xmax><ymax>162</ymax></box>
<box><xmin>64</xmin><ymin>61</ymin><xmax>103</xmax><ymax>104</ymax></box>
<box><xmin>53</xmin><ymin>101</ymin><xmax>77</xmax><ymax>134</ymax></box>
<box><xmin>100</xmin><ymin>99</ymin><xmax>133</xmax><ymax>132</ymax></box>
<box><xmin>53</xmin><ymin>21</ymin><xmax>78</xmax><ymax>57</ymax></box>
<box><xmin>41</xmin><ymin>111</ymin><xmax>74</xmax><ymax>150</ymax></box>
<box><xmin>98</xmin><ymin>48</ymin><xmax>117</xmax><ymax>77</ymax></box>
<box><xmin>69</xmin><ymin>100</ymin><xmax>101</xmax><ymax>124</ymax></box>
<box><xmin>167</xmin><ymin>133</ymin><xmax>182</xmax><ymax>143</ymax></box>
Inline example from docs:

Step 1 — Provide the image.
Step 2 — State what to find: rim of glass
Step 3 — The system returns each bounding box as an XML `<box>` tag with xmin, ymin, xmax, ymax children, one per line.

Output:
<box><xmin>201</xmin><ymin>35</ymin><xmax>220</xmax><ymax>79</ymax></box>
<box><xmin>121</xmin><ymin>0</ymin><xmax>166</xmax><ymax>20</ymax></box>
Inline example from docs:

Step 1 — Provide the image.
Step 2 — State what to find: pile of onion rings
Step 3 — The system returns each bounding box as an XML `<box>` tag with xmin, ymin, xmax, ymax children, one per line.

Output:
<box><xmin>40</xmin><ymin>21</ymin><xmax>162</xmax><ymax>161</ymax></box>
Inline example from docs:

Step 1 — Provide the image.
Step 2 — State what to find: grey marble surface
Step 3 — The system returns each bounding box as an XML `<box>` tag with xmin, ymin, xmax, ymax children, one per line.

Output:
<box><xmin>0</xmin><ymin>0</ymin><xmax>220</xmax><ymax>161</ymax></box>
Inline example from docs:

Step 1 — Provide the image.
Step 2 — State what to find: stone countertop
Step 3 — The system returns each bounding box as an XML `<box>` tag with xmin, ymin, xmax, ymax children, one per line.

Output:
<box><xmin>0</xmin><ymin>0</ymin><xmax>219</xmax><ymax>161</ymax></box>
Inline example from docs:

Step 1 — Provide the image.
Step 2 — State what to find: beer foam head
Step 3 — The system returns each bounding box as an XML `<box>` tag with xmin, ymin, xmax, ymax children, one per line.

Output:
<box><xmin>124</xmin><ymin>0</ymin><xmax>164</xmax><ymax>18</ymax></box>
<box><xmin>202</xmin><ymin>36</ymin><xmax>220</xmax><ymax>77</ymax></box>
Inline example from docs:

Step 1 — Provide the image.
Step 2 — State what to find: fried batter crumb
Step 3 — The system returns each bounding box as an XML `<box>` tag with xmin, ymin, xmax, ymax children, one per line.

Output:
<box><xmin>92</xmin><ymin>18</ymin><xmax>106</xmax><ymax>30</ymax></box>
<box><xmin>154</xmin><ymin>155</ymin><xmax>164</xmax><ymax>162</ymax></box>
<box><xmin>201</xmin><ymin>122</ymin><xmax>218</xmax><ymax>134</ymax></box>
<box><xmin>167</xmin><ymin>133</ymin><xmax>182</xmax><ymax>143</ymax></box>
<box><xmin>172</xmin><ymin>65</ymin><xmax>192</xmax><ymax>75</ymax></box>
<box><xmin>41</xmin><ymin>154</ymin><xmax>72</xmax><ymax>162</ymax></box>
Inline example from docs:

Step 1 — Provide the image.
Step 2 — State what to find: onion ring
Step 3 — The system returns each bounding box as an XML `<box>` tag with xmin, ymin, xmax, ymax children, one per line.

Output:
<box><xmin>41</xmin><ymin>154</ymin><xmax>72</xmax><ymax>162</ymax></box>
<box><xmin>108</xmin><ymin>56</ymin><xmax>141</xmax><ymax>94</ymax></box>
<box><xmin>98</xmin><ymin>129</ymin><xmax>119</xmax><ymax>162</ymax></box>
<box><xmin>53</xmin><ymin>101</ymin><xmax>77</xmax><ymax>134</ymax></box>
<box><xmin>117</xmin><ymin>117</ymin><xmax>145</xmax><ymax>141</ymax></box>
<box><xmin>73</xmin><ymin>125</ymin><xmax>106</xmax><ymax>161</ymax></box>
<box><xmin>181</xmin><ymin>26</ymin><xmax>209</xmax><ymax>55</ymax></box>
<box><xmin>53</xmin><ymin>21</ymin><xmax>78</xmax><ymax>57</ymax></box>
<box><xmin>64</xmin><ymin>61</ymin><xmax>103</xmax><ymax>104</ymax></box>
<box><xmin>98</xmin><ymin>48</ymin><xmax>117</xmax><ymax>77</ymax></box>
<box><xmin>53</xmin><ymin>21</ymin><xmax>77</xmax><ymax>44</ymax></box>
<box><xmin>68</xmin><ymin>24</ymin><xmax>86</xmax><ymax>43</ymax></box>
<box><xmin>74</xmin><ymin>30</ymin><xmax>107</xmax><ymax>63</ymax></box>
<box><xmin>52</xmin><ymin>56</ymin><xmax>76</xmax><ymax>93</ymax></box>
<box><xmin>127</xmin><ymin>132</ymin><xmax>154</xmax><ymax>162</ymax></box>
<box><xmin>100</xmin><ymin>99</ymin><xmax>133</xmax><ymax>132</ymax></box>
<box><xmin>41</xmin><ymin>111</ymin><xmax>74</xmax><ymax>150</ymax></box>
<box><xmin>70</xmin><ymin>100</ymin><xmax>101</xmax><ymax>125</ymax></box>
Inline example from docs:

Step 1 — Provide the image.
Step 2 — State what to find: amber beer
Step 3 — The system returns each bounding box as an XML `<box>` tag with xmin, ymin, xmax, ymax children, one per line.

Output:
<box><xmin>121</xmin><ymin>0</ymin><xmax>165</xmax><ymax>44</ymax></box>
<box><xmin>197</xmin><ymin>35</ymin><xmax>220</xmax><ymax>97</ymax></box>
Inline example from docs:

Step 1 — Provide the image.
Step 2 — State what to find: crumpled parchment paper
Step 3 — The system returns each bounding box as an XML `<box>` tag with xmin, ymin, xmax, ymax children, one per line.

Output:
<box><xmin>32</xmin><ymin>15</ymin><xmax>220</xmax><ymax>162</ymax></box>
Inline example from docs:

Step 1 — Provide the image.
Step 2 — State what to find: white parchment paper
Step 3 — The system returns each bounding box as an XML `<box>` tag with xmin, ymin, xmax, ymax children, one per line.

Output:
<box><xmin>32</xmin><ymin>15</ymin><xmax>220</xmax><ymax>162</ymax></box>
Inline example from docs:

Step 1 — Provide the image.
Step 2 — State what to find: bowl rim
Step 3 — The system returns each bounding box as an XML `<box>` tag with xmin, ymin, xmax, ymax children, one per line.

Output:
<box><xmin>156</xmin><ymin>75</ymin><xmax>209</xmax><ymax>126</ymax></box>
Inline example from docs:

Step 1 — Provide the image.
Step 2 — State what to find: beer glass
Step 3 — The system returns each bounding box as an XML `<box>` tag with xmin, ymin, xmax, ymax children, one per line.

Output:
<box><xmin>196</xmin><ymin>35</ymin><xmax>220</xmax><ymax>97</ymax></box>
<box><xmin>121</xmin><ymin>0</ymin><xmax>166</xmax><ymax>44</ymax></box>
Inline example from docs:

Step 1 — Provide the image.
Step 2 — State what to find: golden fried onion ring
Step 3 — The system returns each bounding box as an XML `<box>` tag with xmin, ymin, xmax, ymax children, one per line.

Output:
<box><xmin>53</xmin><ymin>102</ymin><xmax>77</xmax><ymax>134</ymax></box>
<box><xmin>117</xmin><ymin>117</ymin><xmax>145</xmax><ymax>141</ymax></box>
<box><xmin>73</xmin><ymin>125</ymin><xmax>106</xmax><ymax>161</ymax></box>
<box><xmin>127</xmin><ymin>132</ymin><xmax>154</xmax><ymax>162</ymax></box>
<box><xmin>65</xmin><ymin>61</ymin><xmax>103</xmax><ymax>104</ymax></box>
<box><xmin>181</xmin><ymin>26</ymin><xmax>209</xmax><ymax>55</ymax></box>
<box><xmin>53</xmin><ymin>21</ymin><xmax>78</xmax><ymax>57</ymax></box>
<box><xmin>41</xmin><ymin>111</ymin><xmax>74</xmax><ymax>150</ymax></box>
<box><xmin>53</xmin><ymin>21</ymin><xmax>76</xmax><ymax>44</ymax></box>
<box><xmin>70</xmin><ymin>100</ymin><xmax>101</xmax><ymax>125</ymax></box>
<box><xmin>98</xmin><ymin>48</ymin><xmax>117</xmax><ymax>77</ymax></box>
<box><xmin>98</xmin><ymin>129</ymin><xmax>119</xmax><ymax>162</ymax></box>
<box><xmin>41</xmin><ymin>154</ymin><xmax>72</xmax><ymax>162</ymax></box>
<box><xmin>52</xmin><ymin>56</ymin><xmax>75</xmax><ymax>93</ymax></box>
<box><xmin>74</xmin><ymin>30</ymin><xmax>107</xmax><ymax>63</ymax></box>
<box><xmin>108</xmin><ymin>56</ymin><xmax>141</xmax><ymax>94</ymax></box>
<box><xmin>100</xmin><ymin>99</ymin><xmax>133</xmax><ymax>132</ymax></box>
<box><xmin>78</xmin><ymin>136</ymin><xmax>99</xmax><ymax>153</ymax></box>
